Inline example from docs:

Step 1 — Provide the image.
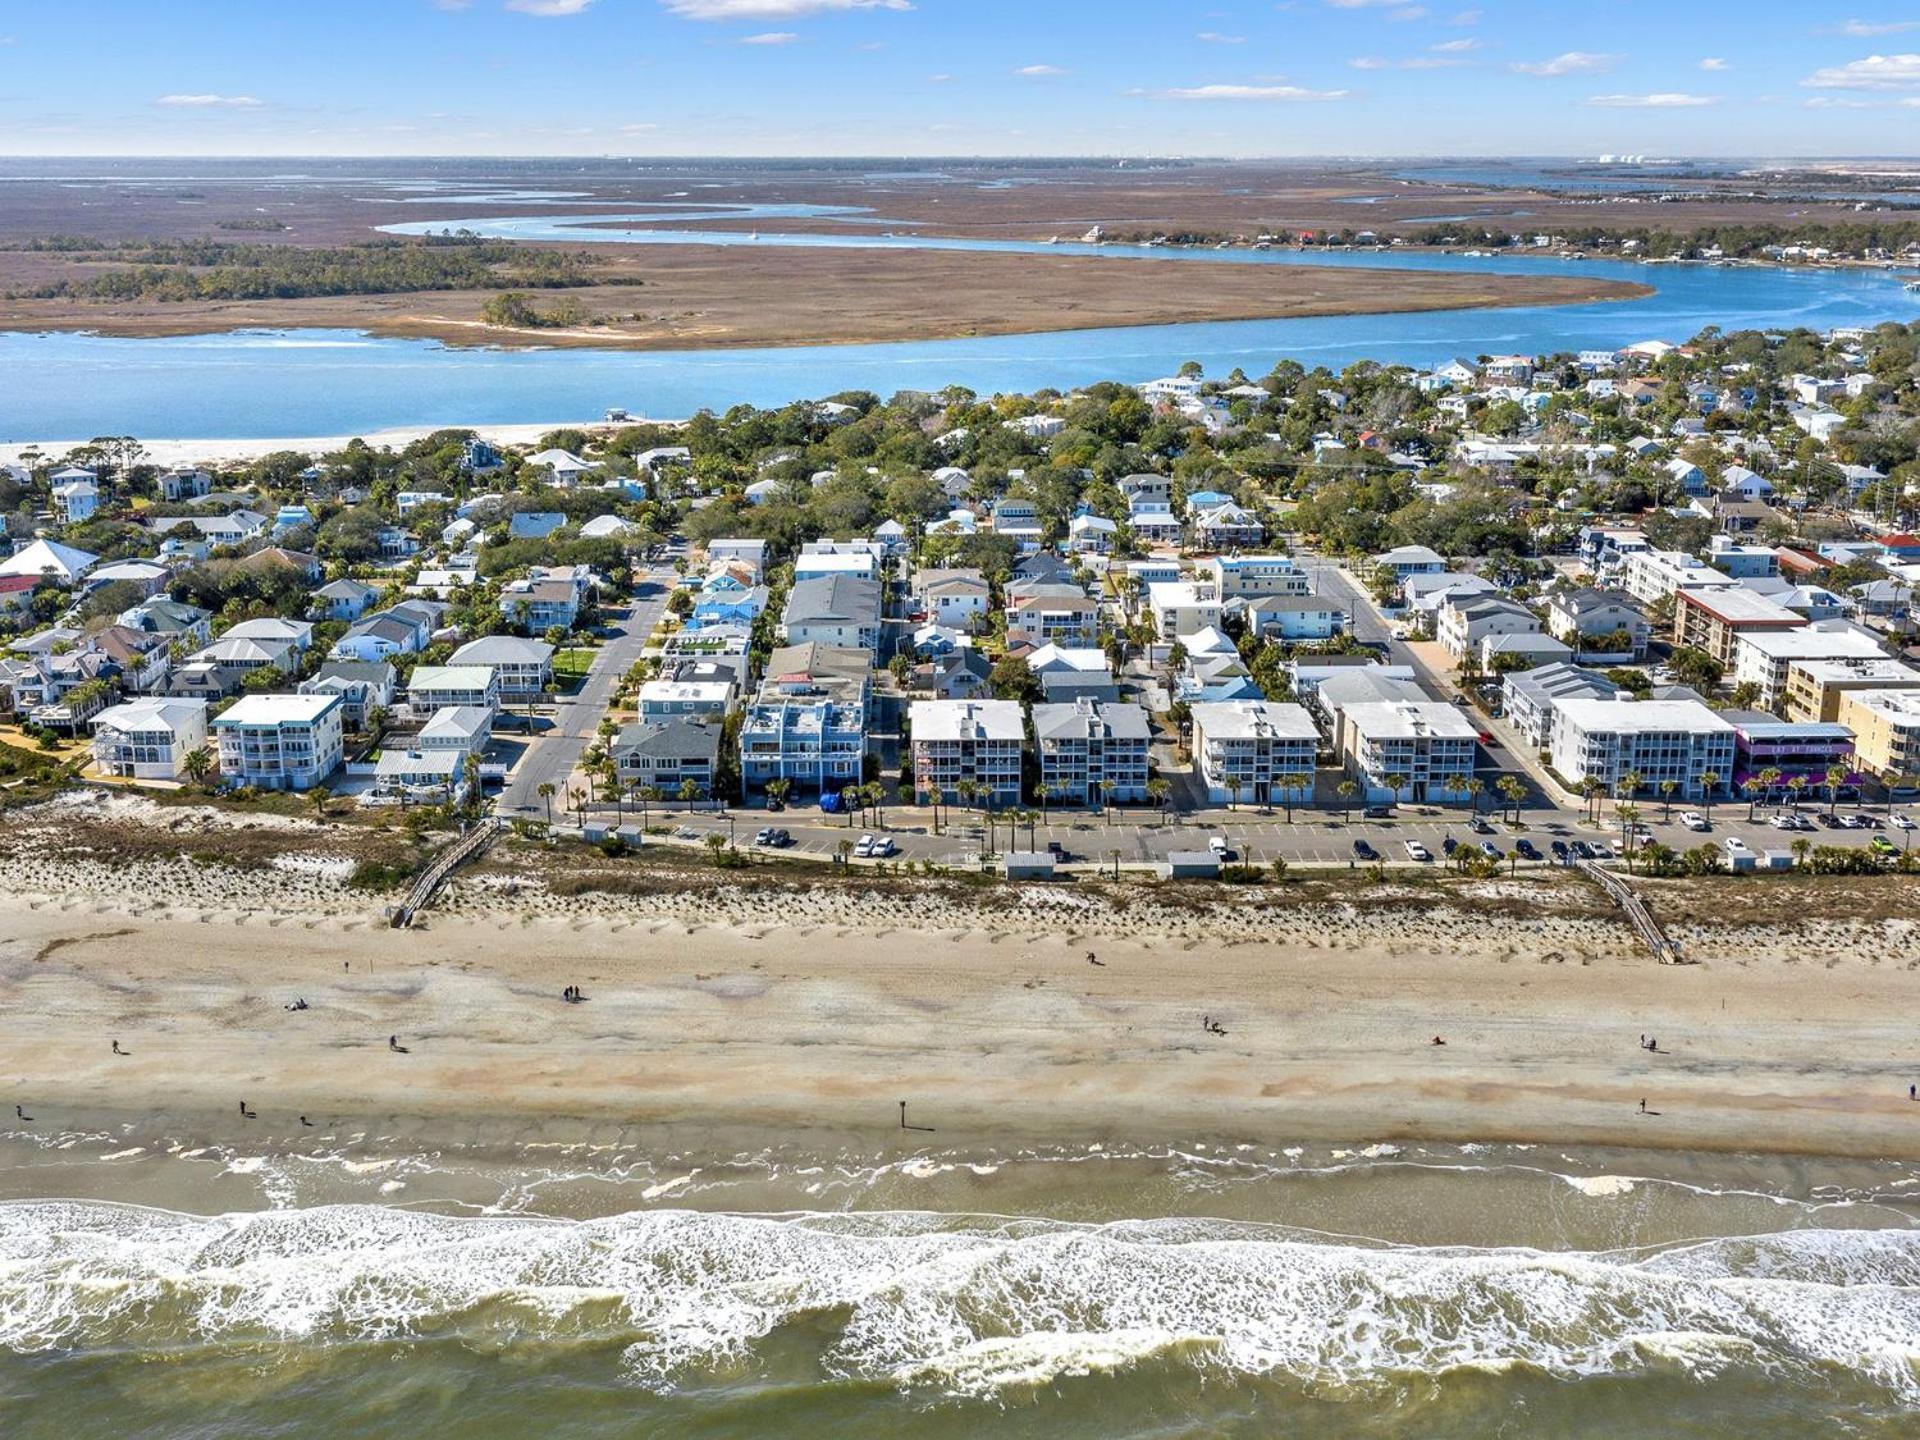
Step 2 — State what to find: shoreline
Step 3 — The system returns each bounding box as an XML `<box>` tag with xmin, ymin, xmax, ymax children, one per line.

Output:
<box><xmin>0</xmin><ymin>420</ymin><xmax>646</xmax><ymax>468</ymax></box>
<box><xmin>4</xmin><ymin>860</ymin><xmax>1918</xmax><ymax>1165</ymax></box>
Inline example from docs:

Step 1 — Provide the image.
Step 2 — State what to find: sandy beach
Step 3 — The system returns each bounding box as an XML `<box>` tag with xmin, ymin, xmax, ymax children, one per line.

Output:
<box><xmin>0</xmin><ymin>421</ymin><xmax>622</xmax><ymax>469</ymax></box>
<box><xmin>3</xmin><ymin>794</ymin><xmax>1918</xmax><ymax>1163</ymax></box>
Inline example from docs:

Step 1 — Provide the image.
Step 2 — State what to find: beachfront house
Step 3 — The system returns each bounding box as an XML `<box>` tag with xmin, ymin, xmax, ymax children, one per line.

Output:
<box><xmin>90</xmin><ymin>697</ymin><xmax>210</xmax><ymax>781</ymax></box>
<box><xmin>212</xmin><ymin>694</ymin><xmax>345</xmax><ymax>792</ymax></box>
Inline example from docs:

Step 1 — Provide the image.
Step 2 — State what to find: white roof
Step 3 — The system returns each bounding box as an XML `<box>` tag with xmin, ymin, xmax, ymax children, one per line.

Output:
<box><xmin>1341</xmin><ymin>701</ymin><xmax>1481</xmax><ymax>741</ymax></box>
<box><xmin>1554</xmin><ymin>698</ymin><xmax>1733</xmax><ymax>735</ymax></box>
<box><xmin>526</xmin><ymin>447</ymin><xmax>595</xmax><ymax>471</ymax></box>
<box><xmin>1191</xmin><ymin>700</ymin><xmax>1319</xmax><ymax>742</ymax></box>
<box><xmin>410</xmin><ymin>665</ymin><xmax>498</xmax><ymax>691</ymax></box>
<box><xmin>91</xmin><ymin>698</ymin><xmax>206</xmax><ymax>734</ymax></box>
<box><xmin>910</xmin><ymin>698</ymin><xmax>1024</xmax><ymax>742</ymax></box>
<box><xmin>1736</xmin><ymin>625</ymin><xmax>1884</xmax><ymax>661</ymax></box>
<box><xmin>215</xmin><ymin>694</ymin><xmax>339</xmax><ymax>727</ymax></box>
<box><xmin>0</xmin><ymin>538</ymin><xmax>98</xmax><ymax>582</ymax></box>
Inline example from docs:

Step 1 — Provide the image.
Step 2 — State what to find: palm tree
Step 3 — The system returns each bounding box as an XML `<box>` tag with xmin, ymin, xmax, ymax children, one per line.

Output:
<box><xmin>1035</xmin><ymin>781</ymin><xmax>1052</xmax><ymax>824</ymax></box>
<box><xmin>1100</xmin><ymin>778</ymin><xmax>1116</xmax><ymax>823</ymax></box>
<box><xmin>1226</xmin><ymin>777</ymin><xmax>1242</xmax><ymax>812</ymax></box>
<box><xmin>1497</xmin><ymin>774</ymin><xmax>1527</xmax><ymax>824</ymax></box>
<box><xmin>1617</xmin><ymin>802</ymin><xmax>1642</xmax><ymax>872</ymax></box>
<box><xmin>1700</xmin><ymin>771</ymin><xmax>1721</xmax><ymax>822</ymax></box>
<box><xmin>1579</xmin><ymin>776</ymin><xmax>1605</xmax><ymax>824</ymax></box>
<box><xmin>1758</xmin><ymin>766</ymin><xmax>1783</xmax><ymax>811</ymax></box>
<box><xmin>1786</xmin><ymin>773</ymin><xmax>1806</xmax><ymax>813</ymax></box>
<box><xmin>639</xmin><ymin>784</ymin><xmax>661</xmax><ymax>827</ymax></box>
<box><xmin>182</xmin><ymin>745</ymin><xmax>214</xmax><ymax>788</ymax></box>
<box><xmin>1145</xmin><ymin>777</ymin><xmax>1171</xmax><ymax>820</ymax></box>
<box><xmin>537</xmin><ymin>781</ymin><xmax>555</xmax><ymax>827</ymax></box>
<box><xmin>1741</xmin><ymin>778</ymin><xmax>1759</xmax><ymax>821</ymax></box>
<box><xmin>765</xmin><ymin>777</ymin><xmax>792</xmax><ymax>813</ymax></box>
<box><xmin>462</xmin><ymin>755</ymin><xmax>482</xmax><ymax>816</ymax></box>
<box><xmin>1444</xmin><ymin>773</ymin><xmax>1470</xmax><ymax>812</ymax></box>
<box><xmin>678</xmin><ymin>777</ymin><xmax>701</xmax><ymax>812</ymax></box>
<box><xmin>956</xmin><ymin>778</ymin><xmax>978</xmax><ymax>818</ymax></box>
<box><xmin>1464</xmin><ymin>775</ymin><xmax>1486</xmax><ymax>816</ymax></box>
<box><xmin>1335</xmin><ymin>777</ymin><xmax>1357</xmax><ymax>822</ymax></box>
<box><xmin>1658</xmin><ymin>778</ymin><xmax>1679</xmax><ymax>821</ymax></box>
<box><xmin>567</xmin><ymin>785</ymin><xmax>585</xmax><ymax>824</ymax></box>
<box><xmin>1825</xmin><ymin>763</ymin><xmax>1849</xmax><ymax>818</ymax></box>
<box><xmin>1791</xmin><ymin>837</ymin><xmax>1812</xmax><ymax>870</ymax></box>
<box><xmin>307</xmin><ymin>786</ymin><xmax>331</xmax><ymax>820</ymax></box>
<box><xmin>1383</xmin><ymin>773</ymin><xmax>1407</xmax><ymax>808</ymax></box>
<box><xmin>1617</xmin><ymin>770</ymin><xmax>1643</xmax><ymax>810</ymax></box>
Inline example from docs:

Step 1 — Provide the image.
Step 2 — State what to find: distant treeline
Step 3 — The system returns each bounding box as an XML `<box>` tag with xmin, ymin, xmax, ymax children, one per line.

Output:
<box><xmin>6</xmin><ymin>234</ymin><xmax>607</xmax><ymax>302</ymax></box>
<box><xmin>1102</xmin><ymin>219</ymin><xmax>1920</xmax><ymax>260</ymax></box>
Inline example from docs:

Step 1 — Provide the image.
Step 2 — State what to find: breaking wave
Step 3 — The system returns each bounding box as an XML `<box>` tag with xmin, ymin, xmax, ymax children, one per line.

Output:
<box><xmin>1</xmin><ymin>1202</ymin><xmax>1917</xmax><ymax>1399</ymax></box>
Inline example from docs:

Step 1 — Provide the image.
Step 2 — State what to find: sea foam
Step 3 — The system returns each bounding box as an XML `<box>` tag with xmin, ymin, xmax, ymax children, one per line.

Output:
<box><xmin>0</xmin><ymin>1202</ymin><xmax>1915</xmax><ymax>1400</ymax></box>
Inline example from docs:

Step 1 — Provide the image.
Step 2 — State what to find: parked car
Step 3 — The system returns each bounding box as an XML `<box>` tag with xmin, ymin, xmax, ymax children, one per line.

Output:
<box><xmin>673</xmin><ymin>825</ymin><xmax>700</xmax><ymax>840</ymax></box>
<box><xmin>1208</xmin><ymin>835</ymin><xmax>1230</xmax><ymax>857</ymax></box>
<box><xmin>1404</xmin><ymin>840</ymin><xmax>1432</xmax><ymax>862</ymax></box>
<box><xmin>1549</xmin><ymin>840</ymin><xmax>1570</xmax><ymax>863</ymax></box>
<box><xmin>1817</xmin><ymin>812</ymin><xmax>1844</xmax><ymax>829</ymax></box>
<box><xmin>1588</xmin><ymin>841</ymin><xmax>1614</xmax><ymax>860</ymax></box>
<box><xmin>1353</xmin><ymin>839</ymin><xmax>1379</xmax><ymax>861</ymax></box>
<box><xmin>1724</xmin><ymin>836</ymin><xmax>1751</xmax><ymax>856</ymax></box>
<box><xmin>1679</xmin><ymin>811</ymin><xmax>1709</xmax><ymax>832</ymax></box>
<box><xmin>1870</xmin><ymin>835</ymin><xmax>1897</xmax><ymax>856</ymax></box>
<box><xmin>1479</xmin><ymin>841</ymin><xmax>1503</xmax><ymax>860</ymax></box>
<box><xmin>1468</xmin><ymin>816</ymin><xmax>1492</xmax><ymax>835</ymax></box>
<box><xmin>1361</xmin><ymin>806</ymin><xmax>1392</xmax><ymax>820</ymax></box>
<box><xmin>1046</xmin><ymin>839</ymin><xmax>1067</xmax><ymax>856</ymax></box>
<box><xmin>1569</xmin><ymin>839</ymin><xmax>1594</xmax><ymax>860</ymax></box>
<box><xmin>1839</xmin><ymin>813</ymin><xmax>1873</xmax><ymax>830</ymax></box>
<box><xmin>1893</xmin><ymin>813</ymin><xmax>1915</xmax><ymax>831</ymax></box>
<box><xmin>754</xmin><ymin>827</ymin><xmax>777</xmax><ymax>846</ymax></box>
<box><xmin>1515</xmin><ymin>839</ymin><xmax>1541</xmax><ymax>861</ymax></box>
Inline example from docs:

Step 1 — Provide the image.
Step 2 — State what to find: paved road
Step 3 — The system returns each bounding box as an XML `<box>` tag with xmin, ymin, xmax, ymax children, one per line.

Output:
<box><xmin>498</xmin><ymin>565</ymin><xmax>675</xmax><ymax>817</ymax></box>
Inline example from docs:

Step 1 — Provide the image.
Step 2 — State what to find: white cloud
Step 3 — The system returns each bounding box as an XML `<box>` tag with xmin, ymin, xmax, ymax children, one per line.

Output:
<box><xmin>740</xmin><ymin>30</ymin><xmax>798</xmax><ymax>43</ymax></box>
<box><xmin>506</xmin><ymin>0</ymin><xmax>596</xmax><ymax>13</ymax></box>
<box><xmin>1512</xmin><ymin>51</ymin><xmax>1619</xmax><ymax>76</ymax></box>
<box><xmin>1351</xmin><ymin>55</ymin><xmax>1463</xmax><ymax>70</ymax></box>
<box><xmin>1014</xmin><ymin>64</ymin><xmax>1065</xmax><ymax>76</ymax></box>
<box><xmin>662</xmin><ymin>0</ymin><xmax>911</xmax><ymax>18</ymax></box>
<box><xmin>155</xmin><ymin>93</ymin><xmax>264</xmax><ymax>108</ymax></box>
<box><xmin>1586</xmin><ymin>92</ymin><xmax>1718</xmax><ymax>108</ymax></box>
<box><xmin>1197</xmin><ymin>32</ymin><xmax>1246</xmax><ymax>44</ymax></box>
<box><xmin>1838</xmin><ymin>19</ymin><xmax>1920</xmax><ymax>37</ymax></box>
<box><xmin>1802</xmin><ymin>53</ymin><xmax>1920</xmax><ymax>88</ymax></box>
<box><xmin>1153</xmin><ymin>83</ymin><xmax>1349</xmax><ymax>101</ymax></box>
<box><xmin>1699</xmin><ymin>57</ymin><xmax>1728</xmax><ymax>71</ymax></box>
<box><xmin>1430</xmin><ymin>38</ymin><xmax>1479</xmax><ymax>53</ymax></box>
<box><xmin>1448</xmin><ymin>8</ymin><xmax>1481</xmax><ymax>22</ymax></box>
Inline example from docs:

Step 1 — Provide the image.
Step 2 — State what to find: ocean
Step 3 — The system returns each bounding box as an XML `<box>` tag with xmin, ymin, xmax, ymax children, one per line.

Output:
<box><xmin>2</xmin><ymin>1127</ymin><xmax>1916</xmax><ymax>1437</ymax></box>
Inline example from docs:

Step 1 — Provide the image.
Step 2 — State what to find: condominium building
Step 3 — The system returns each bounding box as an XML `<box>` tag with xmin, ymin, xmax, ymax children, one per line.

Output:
<box><xmin>1190</xmin><ymin>700</ymin><xmax>1319</xmax><ymax>806</ymax></box>
<box><xmin>1146</xmin><ymin>581</ymin><xmax>1223</xmax><ymax>641</ymax></box>
<box><xmin>1502</xmin><ymin>662</ymin><xmax>1624</xmax><ymax>751</ymax></box>
<box><xmin>90</xmin><ymin>697</ymin><xmax>209</xmax><ymax>780</ymax></box>
<box><xmin>212</xmin><ymin>694</ymin><xmax>345</xmax><ymax>792</ymax></box>
<box><xmin>1834</xmin><ymin>689</ymin><xmax>1920</xmax><ymax>783</ymax></box>
<box><xmin>1436</xmin><ymin>594</ymin><xmax>1541</xmax><ymax>665</ymax></box>
<box><xmin>1006</xmin><ymin>585</ymin><xmax>1099</xmax><ymax>647</ymax></box>
<box><xmin>910</xmin><ymin>698</ymin><xmax>1025</xmax><ymax>808</ymax></box>
<box><xmin>780</xmin><ymin>576</ymin><xmax>884</xmax><ymax>656</ymax></box>
<box><xmin>1543</xmin><ymin>588</ymin><xmax>1651</xmax><ymax>662</ymax></box>
<box><xmin>1729</xmin><ymin>622</ymin><xmax>1886</xmax><ymax>710</ymax></box>
<box><xmin>738</xmin><ymin>643</ymin><xmax>871</xmax><ymax>796</ymax></box>
<box><xmin>1672</xmin><ymin>586</ymin><xmax>1804</xmax><ymax>666</ymax></box>
<box><xmin>637</xmin><ymin>657</ymin><xmax>743</xmax><ymax>723</ymax></box>
<box><xmin>1032</xmin><ymin>698</ymin><xmax>1152</xmax><ymax>805</ymax></box>
<box><xmin>1339</xmin><ymin>702</ymin><xmax>1480</xmax><ymax>804</ymax></box>
<box><xmin>1205</xmin><ymin>552</ymin><xmax>1313</xmax><ymax>599</ymax></box>
<box><xmin>1782</xmin><ymin>655</ymin><xmax>1920</xmax><ymax>724</ymax></box>
<box><xmin>1546</xmin><ymin>699</ymin><xmax>1735</xmax><ymax>800</ymax></box>
<box><xmin>1621</xmin><ymin>549</ymin><xmax>1734</xmax><ymax>606</ymax></box>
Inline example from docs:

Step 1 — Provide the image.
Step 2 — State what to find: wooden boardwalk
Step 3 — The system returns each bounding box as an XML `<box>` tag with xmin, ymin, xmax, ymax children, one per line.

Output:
<box><xmin>390</xmin><ymin>819</ymin><xmax>500</xmax><ymax>929</ymax></box>
<box><xmin>1574</xmin><ymin>858</ymin><xmax>1683</xmax><ymax>963</ymax></box>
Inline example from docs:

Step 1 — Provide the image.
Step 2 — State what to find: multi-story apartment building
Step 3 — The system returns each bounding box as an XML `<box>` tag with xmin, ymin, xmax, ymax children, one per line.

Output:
<box><xmin>1834</xmin><ymin>689</ymin><xmax>1920</xmax><ymax>784</ymax></box>
<box><xmin>1436</xmin><ymin>594</ymin><xmax>1541</xmax><ymax>665</ymax></box>
<box><xmin>1339</xmin><ymin>701</ymin><xmax>1480</xmax><ymax>804</ymax></box>
<box><xmin>1146</xmin><ymin>581</ymin><xmax>1223</xmax><ymax>642</ymax></box>
<box><xmin>1546</xmin><ymin>699</ymin><xmax>1735</xmax><ymax>800</ymax></box>
<box><xmin>1783</xmin><ymin>655</ymin><xmax>1920</xmax><ymax>724</ymax></box>
<box><xmin>780</xmin><ymin>576</ymin><xmax>884</xmax><ymax>656</ymax></box>
<box><xmin>910</xmin><ymin>698</ymin><xmax>1024</xmax><ymax>808</ymax></box>
<box><xmin>738</xmin><ymin>643</ymin><xmax>871</xmax><ymax>796</ymax></box>
<box><xmin>90</xmin><ymin>698</ymin><xmax>209</xmax><ymax>780</ymax></box>
<box><xmin>1621</xmin><ymin>549</ymin><xmax>1733</xmax><ymax>606</ymax></box>
<box><xmin>1031</xmin><ymin>698</ymin><xmax>1151</xmax><ymax>805</ymax></box>
<box><xmin>638</xmin><ymin>656</ymin><xmax>743</xmax><ymax>723</ymax></box>
<box><xmin>1730</xmin><ymin>622</ymin><xmax>1886</xmax><ymax>711</ymax></box>
<box><xmin>1673</xmin><ymin>586</ymin><xmax>1805</xmax><ymax>666</ymax></box>
<box><xmin>1543</xmin><ymin>588</ymin><xmax>1651</xmax><ymax>662</ymax></box>
<box><xmin>1190</xmin><ymin>700</ymin><xmax>1319</xmax><ymax>806</ymax></box>
<box><xmin>1006</xmin><ymin>585</ymin><xmax>1099</xmax><ymax>647</ymax></box>
<box><xmin>212</xmin><ymin>694</ymin><xmax>345</xmax><ymax>792</ymax></box>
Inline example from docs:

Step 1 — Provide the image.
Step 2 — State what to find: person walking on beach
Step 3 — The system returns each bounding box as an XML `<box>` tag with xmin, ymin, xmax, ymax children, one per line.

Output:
<box><xmin>110</xmin><ymin>1039</ymin><xmax>122</xmax><ymax>1055</ymax></box>
<box><xmin>1638</xmin><ymin>1098</ymin><xmax>1647</xmax><ymax>1114</ymax></box>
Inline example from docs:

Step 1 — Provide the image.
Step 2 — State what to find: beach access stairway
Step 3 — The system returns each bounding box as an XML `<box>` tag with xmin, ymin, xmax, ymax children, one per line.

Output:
<box><xmin>1573</xmin><ymin>858</ymin><xmax>1682</xmax><ymax>963</ymax></box>
<box><xmin>391</xmin><ymin>817</ymin><xmax>500</xmax><ymax>928</ymax></box>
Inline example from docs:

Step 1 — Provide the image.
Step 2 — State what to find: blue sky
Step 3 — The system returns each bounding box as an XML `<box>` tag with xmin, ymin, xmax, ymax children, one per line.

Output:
<box><xmin>2</xmin><ymin>1</ymin><xmax>1918</xmax><ymax>156</ymax></box>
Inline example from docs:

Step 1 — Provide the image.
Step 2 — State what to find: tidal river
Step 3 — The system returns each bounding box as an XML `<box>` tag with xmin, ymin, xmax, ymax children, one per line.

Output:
<box><xmin>1</xmin><ymin>203</ymin><xmax>1913</xmax><ymax>440</ymax></box>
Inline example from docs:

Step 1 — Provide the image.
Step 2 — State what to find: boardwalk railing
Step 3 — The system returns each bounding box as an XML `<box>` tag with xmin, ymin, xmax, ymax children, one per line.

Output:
<box><xmin>1573</xmin><ymin>858</ymin><xmax>1682</xmax><ymax>964</ymax></box>
<box><xmin>390</xmin><ymin>819</ymin><xmax>500</xmax><ymax>928</ymax></box>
